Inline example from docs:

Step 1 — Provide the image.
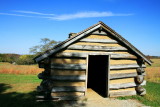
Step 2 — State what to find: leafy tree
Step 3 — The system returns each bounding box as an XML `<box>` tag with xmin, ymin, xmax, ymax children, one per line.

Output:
<box><xmin>29</xmin><ymin>38</ymin><xmax>60</xmax><ymax>55</ymax></box>
<box><xmin>16</xmin><ymin>55</ymin><xmax>36</xmax><ymax>65</ymax></box>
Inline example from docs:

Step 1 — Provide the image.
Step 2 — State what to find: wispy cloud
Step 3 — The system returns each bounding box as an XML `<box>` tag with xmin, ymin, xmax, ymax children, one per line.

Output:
<box><xmin>13</xmin><ymin>10</ymin><xmax>55</xmax><ymax>16</ymax></box>
<box><xmin>0</xmin><ymin>10</ymin><xmax>133</xmax><ymax>21</ymax></box>
<box><xmin>50</xmin><ymin>11</ymin><xmax>133</xmax><ymax>20</ymax></box>
<box><xmin>0</xmin><ymin>12</ymin><xmax>34</xmax><ymax>17</ymax></box>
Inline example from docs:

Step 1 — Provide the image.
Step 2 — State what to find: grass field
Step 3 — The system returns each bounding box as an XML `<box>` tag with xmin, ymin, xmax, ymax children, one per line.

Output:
<box><xmin>118</xmin><ymin>82</ymin><xmax>160</xmax><ymax>106</ymax></box>
<box><xmin>0</xmin><ymin>62</ymin><xmax>42</xmax><ymax>75</ymax></box>
<box><xmin>145</xmin><ymin>59</ymin><xmax>160</xmax><ymax>83</ymax></box>
<box><xmin>118</xmin><ymin>58</ymin><xmax>160</xmax><ymax>107</ymax></box>
<box><xmin>0</xmin><ymin>58</ymin><xmax>159</xmax><ymax>107</ymax></box>
<box><xmin>0</xmin><ymin>74</ymin><xmax>72</xmax><ymax>107</ymax></box>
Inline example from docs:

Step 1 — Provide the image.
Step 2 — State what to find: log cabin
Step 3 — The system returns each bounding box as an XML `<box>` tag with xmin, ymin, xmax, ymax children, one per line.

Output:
<box><xmin>34</xmin><ymin>21</ymin><xmax>152</xmax><ymax>100</ymax></box>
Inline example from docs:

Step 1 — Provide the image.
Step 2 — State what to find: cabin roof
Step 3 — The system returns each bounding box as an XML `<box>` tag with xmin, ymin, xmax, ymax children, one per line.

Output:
<box><xmin>34</xmin><ymin>21</ymin><xmax>152</xmax><ymax>65</ymax></box>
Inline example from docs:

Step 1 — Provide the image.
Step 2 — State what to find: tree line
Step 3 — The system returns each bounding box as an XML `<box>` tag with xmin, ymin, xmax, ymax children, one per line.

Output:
<box><xmin>0</xmin><ymin>38</ymin><xmax>60</xmax><ymax>65</ymax></box>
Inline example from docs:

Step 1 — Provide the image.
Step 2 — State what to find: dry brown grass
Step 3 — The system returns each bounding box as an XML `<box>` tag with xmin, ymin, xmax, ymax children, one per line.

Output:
<box><xmin>146</xmin><ymin>67</ymin><xmax>160</xmax><ymax>83</ymax></box>
<box><xmin>145</xmin><ymin>59</ymin><xmax>160</xmax><ymax>83</ymax></box>
<box><xmin>0</xmin><ymin>62</ymin><xmax>43</xmax><ymax>75</ymax></box>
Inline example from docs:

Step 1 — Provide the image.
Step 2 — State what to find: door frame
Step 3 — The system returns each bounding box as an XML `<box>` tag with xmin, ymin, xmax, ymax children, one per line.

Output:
<box><xmin>85</xmin><ymin>54</ymin><xmax>110</xmax><ymax>97</ymax></box>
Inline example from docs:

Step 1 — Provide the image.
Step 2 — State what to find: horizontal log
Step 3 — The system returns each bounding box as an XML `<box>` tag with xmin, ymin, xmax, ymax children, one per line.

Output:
<box><xmin>110</xmin><ymin>64</ymin><xmax>146</xmax><ymax>70</ymax></box>
<box><xmin>51</xmin><ymin>58</ymin><xmax>86</xmax><ymax>64</ymax></box>
<box><xmin>110</xmin><ymin>59</ymin><xmax>137</xmax><ymax>65</ymax></box>
<box><xmin>110</xmin><ymin>72</ymin><xmax>146</xmax><ymax>80</ymax></box>
<box><xmin>51</xmin><ymin>70</ymin><xmax>86</xmax><ymax>76</ymax></box>
<box><xmin>51</xmin><ymin>64</ymin><xmax>86</xmax><ymax>70</ymax></box>
<box><xmin>52</xmin><ymin>81</ymin><xmax>85</xmax><ymax>86</ymax></box>
<box><xmin>135</xmin><ymin>75</ymin><xmax>144</xmax><ymax>84</ymax></box>
<box><xmin>135</xmin><ymin>86</ymin><xmax>146</xmax><ymax>93</ymax></box>
<box><xmin>110</xmin><ymin>78</ymin><xmax>135</xmax><ymax>84</ymax></box>
<box><xmin>36</xmin><ymin>95</ymin><xmax>84</xmax><ymax>101</ymax></box>
<box><xmin>51</xmin><ymin>92</ymin><xmax>84</xmax><ymax>96</ymax></box>
<box><xmin>91</xmin><ymin>30</ymin><xmax>107</xmax><ymax>35</ymax></box>
<box><xmin>110</xmin><ymin>81</ymin><xmax>146</xmax><ymax>90</ymax></box>
<box><xmin>68</xmin><ymin>45</ymin><xmax>127</xmax><ymax>51</ymax></box>
<box><xmin>80</xmin><ymin>38</ymin><xmax>118</xmax><ymax>43</ymax></box>
<box><xmin>52</xmin><ymin>86</ymin><xmax>86</xmax><ymax>92</ymax></box>
<box><xmin>49</xmin><ymin>75</ymin><xmax>86</xmax><ymax>81</ymax></box>
<box><xmin>139</xmin><ymin>89</ymin><xmax>146</xmax><ymax>96</ymax></box>
<box><xmin>86</xmin><ymin>34</ymin><xmax>112</xmax><ymax>39</ymax></box>
<box><xmin>51</xmin><ymin>96</ymin><xmax>84</xmax><ymax>100</ymax></box>
<box><xmin>110</xmin><ymin>72</ymin><xmax>137</xmax><ymax>79</ymax></box>
<box><xmin>110</xmin><ymin>90</ymin><xmax>137</xmax><ymax>97</ymax></box>
<box><xmin>56</xmin><ymin>52</ymin><xmax>137</xmax><ymax>59</ymax></box>
<box><xmin>74</xmin><ymin>42</ymin><xmax>121</xmax><ymax>47</ymax></box>
<box><xmin>137</xmin><ymin>68</ymin><xmax>145</xmax><ymax>74</ymax></box>
<box><xmin>110</xmin><ymin>69</ymin><xmax>137</xmax><ymax>75</ymax></box>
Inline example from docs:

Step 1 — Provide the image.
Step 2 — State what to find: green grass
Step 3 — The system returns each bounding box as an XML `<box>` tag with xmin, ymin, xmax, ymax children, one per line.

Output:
<box><xmin>117</xmin><ymin>82</ymin><xmax>160</xmax><ymax>107</ymax></box>
<box><xmin>0</xmin><ymin>74</ymin><xmax>84</xmax><ymax>107</ymax></box>
<box><xmin>0</xmin><ymin>74</ymin><xmax>41</xmax><ymax>84</ymax></box>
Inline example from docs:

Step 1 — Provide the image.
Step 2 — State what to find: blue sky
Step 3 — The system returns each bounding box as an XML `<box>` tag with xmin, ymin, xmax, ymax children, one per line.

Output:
<box><xmin>0</xmin><ymin>0</ymin><xmax>160</xmax><ymax>56</ymax></box>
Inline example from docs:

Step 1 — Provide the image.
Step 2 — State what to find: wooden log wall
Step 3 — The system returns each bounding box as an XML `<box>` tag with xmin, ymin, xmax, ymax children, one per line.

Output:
<box><xmin>37</xmin><ymin>30</ymin><xmax>146</xmax><ymax>99</ymax></box>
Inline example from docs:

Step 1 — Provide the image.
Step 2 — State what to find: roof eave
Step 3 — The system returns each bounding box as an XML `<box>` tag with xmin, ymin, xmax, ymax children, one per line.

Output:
<box><xmin>34</xmin><ymin>24</ymin><xmax>101</xmax><ymax>62</ymax></box>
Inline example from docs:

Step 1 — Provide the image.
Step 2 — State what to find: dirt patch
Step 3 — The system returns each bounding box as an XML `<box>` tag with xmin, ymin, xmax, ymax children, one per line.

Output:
<box><xmin>63</xmin><ymin>88</ymin><xmax>146</xmax><ymax>107</ymax></box>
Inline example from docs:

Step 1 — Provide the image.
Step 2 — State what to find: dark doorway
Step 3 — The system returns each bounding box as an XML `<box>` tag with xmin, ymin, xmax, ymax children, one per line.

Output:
<box><xmin>87</xmin><ymin>55</ymin><xmax>109</xmax><ymax>97</ymax></box>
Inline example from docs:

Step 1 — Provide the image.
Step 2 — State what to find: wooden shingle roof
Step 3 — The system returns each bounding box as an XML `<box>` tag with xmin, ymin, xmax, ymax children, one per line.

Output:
<box><xmin>34</xmin><ymin>21</ymin><xmax>152</xmax><ymax>65</ymax></box>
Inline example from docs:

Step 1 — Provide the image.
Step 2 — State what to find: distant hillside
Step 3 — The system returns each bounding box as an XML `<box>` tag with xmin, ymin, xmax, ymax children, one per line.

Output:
<box><xmin>0</xmin><ymin>53</ymin><xmax>36</xmax><ymax>65</ymax></box>
<box><xmin>0</xmin><ymin>53</ymin><xmax>20</xmax><ymax>62</ymax></box>
<box><xmin>146</xmin><ymin>55</ymin><xmax>160</xmax><ymax>59</ymax></box>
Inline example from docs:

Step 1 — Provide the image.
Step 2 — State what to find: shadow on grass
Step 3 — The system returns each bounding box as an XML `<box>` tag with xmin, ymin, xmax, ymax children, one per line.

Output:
<box><xmin>0</xmin><ymin>83</ymin><xmax>87</xmax><ymax>107</ymax></box>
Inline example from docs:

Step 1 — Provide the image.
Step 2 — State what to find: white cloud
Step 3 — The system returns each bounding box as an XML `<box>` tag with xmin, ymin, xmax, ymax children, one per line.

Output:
<box><xmin>0</xmin><ymin>10</ymin><xmax>133</xmax><ymax>20</ymax></box>
<box><xmin>50</xmin><ymin>11</ymin><xmax>133</xmax><ymax>20</ymax></box>
<box><xmin>0</xmin><ymin>13</ymin><xmax>34</xmax><ymax>17</ymax></box>
<box><xmin>13</xmin><ymin>10</ymin><xmax>55</xmax><ymax>16</ymax></box>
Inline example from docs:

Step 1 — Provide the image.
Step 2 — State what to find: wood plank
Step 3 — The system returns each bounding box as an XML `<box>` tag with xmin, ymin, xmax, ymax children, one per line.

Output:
<box><xmin>51</xmin><ymin>96</ymin><xmax>84</xmax><ymax>100</ymax></box>
<box><xmin>62</xmin><ymin>50</ymin><xmax>131</xmax><ymax>53</ymax></box>
<box><xmin>80</xmin><ymin>38</ymin><xmax>118</xmax><ymax>43</ymax></box>
<box><xmin>68</xmin><ymin>45</ymin><xmax>127</xmax><ymax>51</ymax></box>
<box><xmin>52</xmin><ymin>82</ymin><xmax>85</xmax><ymax>86</ymax></box>
<box><xmin>56</xmin><ymin>52</ymin><xmax>137</xmax><ymax>59</ymax></box>
<box><xmin>110</xmin><ymin>90</ymin><xmax>137</xmax><ymax>97</ymax></box>
<box><xmin>85</xmin><ymin>34</ymin><xmax>112</xmax><ymax>39</ymax></box>
<box><xmin>110</xmin><ymin>72</ymin><xmax>137</xmax><ymax>79</ymax></box>
<box><xmin>51</xmin><ymin>92</ymin><xmax>84</xmax><ymax>96</ymax></box>
<box><xmin>110</xmin><ymin>69</ymin><xmax>137</xmax><ymax>74</ymax></box>
<box><xmin>51</xmin><ymin>70</ymin><xmax>85</xmax><ymax>75</ymax></box>
<box><xmin>110</xmin><ymin>59</ymin><xmax>137</xmax><ymax>65</ymax></box>
<box><xmin>51</xmin><ymin>58</ymin><xmax>86</xmax><ymax>64</ymax></box>
<box><xmin>110</xmin><ymin>78</ymin><xmax>135</xmax><ymax>84</ymax></box>
<box><xmin>50</xmin><ymin>75</ymin><xmax>86</xmax><ymax>81</ymax></box>
<box><xmin>36</xmin><ymin>95</ymin><xmax>84</xmax><ymax>101</ymax></box>
<box><xmin>51</xmin><ymin>63</ymin><xmax>86</xmax><ymax>70</ymax></box>
<box><xmin>110</xmin><ymin>81</ymin><xmax>146</xmax><ymax>90</ymax></box>
<box><xmin>91</xmin><ymin>30</ymin><xmax>107</xmax><ymax>35</ymax></box>
<box><xmin>110</xmin><ymin>64</ymin><xmax>146</xmax><ymax>70</ymax></box>
<box><xmin>52</xmin><ymin>86</ymin><xmax>86</xmax><ymax>92</ymax></box>
<box><xmin>74</xmin><ymin>42</ymin><xmax>121</xmax><ymax>47</ymax></box>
